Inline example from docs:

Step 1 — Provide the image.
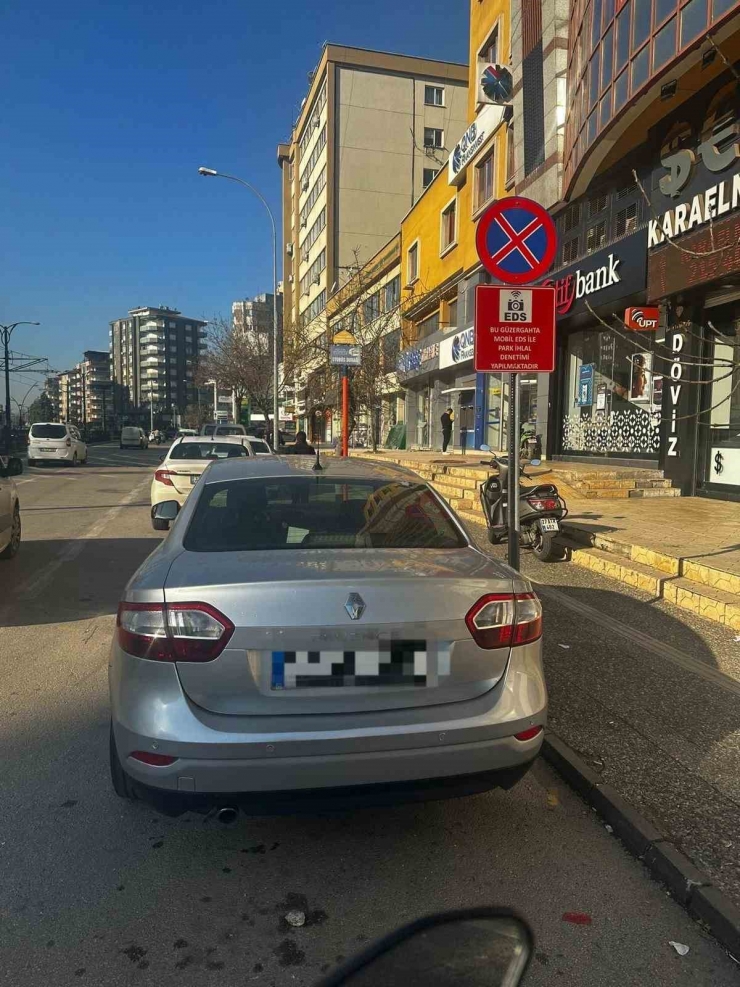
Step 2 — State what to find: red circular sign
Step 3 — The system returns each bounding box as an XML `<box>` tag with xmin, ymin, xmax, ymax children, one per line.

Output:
<box><xmin>476</xmin><ymin>196</ymin><xmax>557</xmax><ymax>285</ymax></box>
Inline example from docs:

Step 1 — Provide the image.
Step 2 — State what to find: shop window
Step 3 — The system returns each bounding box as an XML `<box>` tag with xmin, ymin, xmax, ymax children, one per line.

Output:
<box><xmin>615</xmin><ymin>202</ymin><xmax>637</xmax><ymax>236</ymax></box>
<box><xmin>563</xmin><ymin>236</ymin><xmax>580</xmax><ymax>263</ymax></box>
<box><xmin>653</xmin><ymin>16</ymin><xmax>676</xmax><ymax>69</ymax></box>
<box><xmin>615</xmin><ymin>1</ymin><xmax>631</xmax><ymax>71</ymax></box>
<box><xmin>589</xmin><ymin>192</ymin><xmax>607</xmax><ymax>217</ymax></box>
<box><xmin>407</xmin><ymin>242</ymin><xmax>419</xmax><ymax>284</ymax></box>
<box><xmin>631</xmin><ymin>45</ymin><xmax>650</xmax><ymax>91</ymax></box>
<box><xmin>655</xmin><ymin>0</ymin><xmax>677</xmax><ymax>25</ymax></box>
<box><xmin>632</xmin><ymin>0</ymin><xmax>650</xmax><ymax>49</ymax></box>
<box><xmin>614</xmin><ymin>69</ymin><xmax>629</xmax><ymax>111</ymax></box>
<box><xmin>475</xmin><ymin>149</ymin><xmax>495</xmax><ymax>211</ymax></box>
<box><xmin>680</xmin><ymin>0</ymin><xmax>707</xmax><ymax>45</ymax></box>
<box><xmin>601</xmin><ymin>26</ymin><xmax>614</xmax><ymax>89</ymax></box>
<box><xmin>440</xmin><ymin>198</ymin><xmax>457</xmax><ymax>253</ymax></box>
<box><xmin>586</xmin><ymin>221</ymin><xmax>607</xmax><ymax>253</ymax></box>
<box><xmin>423</xmin><ymin>168</ymin><xmax>438</xmax><ymax>189</ymax></box>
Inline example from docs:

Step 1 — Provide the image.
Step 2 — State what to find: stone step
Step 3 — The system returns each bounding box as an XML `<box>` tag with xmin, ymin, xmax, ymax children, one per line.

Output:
<box><xmin>566</xmin><ymin>544</ymin><xmax>667</xmax><ymax>595</ymax></box>
<box><xmin>634</xmin><ymin>478</ymin><xmax>674</xmax><ymax>489</ymax></box>
<box><xmin>431</xmin><ymin>480</ymin><xmax>467</xmax><ymax>500</ymax></box>
<box><xmin>662</xmin><ymin>577</ymin><xmax>740</xmax><ymax>629</ymax></box>
<box><xmin>572</xmin><ymin>478</ymin><xmax>641</xmax><ymax>490</ymax></box>
<box><xmin>628</xmin><ymin>487</ymin><xmax>682</xmax><ymax>498</ymax></box>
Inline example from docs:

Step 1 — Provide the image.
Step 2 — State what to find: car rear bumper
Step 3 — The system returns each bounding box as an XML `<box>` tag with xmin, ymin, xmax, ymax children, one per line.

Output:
<box><xmin>110</xmin><ymin>640</ymin><xmax>546</xmax><ymax>814</ymax></box>
<box><xmin>150</xmin><ymin>483</ymin><xmax>191</xmax><ymax>508</ymax></box>
<box><xmin>29</xmin><ymin>448</ymin><xmax>73</xmax><ymax>461</ymax></box>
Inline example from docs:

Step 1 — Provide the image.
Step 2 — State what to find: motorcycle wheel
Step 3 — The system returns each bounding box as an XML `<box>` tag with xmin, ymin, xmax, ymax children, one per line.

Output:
<box><xmin>532</xmin><ymin>530</ymin><xmax>566</xmax><ymax>562</ymax></box>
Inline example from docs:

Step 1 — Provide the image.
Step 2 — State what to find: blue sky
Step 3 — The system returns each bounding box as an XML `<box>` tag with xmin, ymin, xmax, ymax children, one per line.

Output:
<box><xmin>2</xmin><ymin>0</ymin><xmax>469</xmax><ymax>400</ymax></box>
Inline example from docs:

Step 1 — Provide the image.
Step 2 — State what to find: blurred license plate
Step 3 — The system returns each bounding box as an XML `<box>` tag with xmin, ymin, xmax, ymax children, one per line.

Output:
<box><xmin>40</xmin><ymin>447</ymin><xmax>54</xmax><ymax>452</ymax></box>
<box><xmin>270</xmin><ymin>642</ymin><xmax>451</xmax><ymax>690</ymax></box>
<box><xmin>190</xmin><ymin>475</ymin><xmax>199</xmax><ymax>485</ymax></box>
<box><xmin>539</xmin><ymin>518</ymin><xmax>559</xmax><ymax>532</ymax></box>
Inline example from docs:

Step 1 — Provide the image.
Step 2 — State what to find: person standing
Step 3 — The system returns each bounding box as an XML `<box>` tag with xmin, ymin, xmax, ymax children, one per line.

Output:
<box><xmin>440</xmin><ymin>407</ymin><xmax>454</xmax><ymax>454</ymax></box>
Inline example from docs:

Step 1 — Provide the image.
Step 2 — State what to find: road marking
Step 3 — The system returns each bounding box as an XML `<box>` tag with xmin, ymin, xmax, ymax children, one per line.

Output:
<box><xmin>535</xmin><ymin>582</ymin><xmax>740</xmax><ymax>699</ymax></box>
<box><xmin>5</xmin><ymin>477</ymin><xmax>150</xmax><ymax>606</ymax></box>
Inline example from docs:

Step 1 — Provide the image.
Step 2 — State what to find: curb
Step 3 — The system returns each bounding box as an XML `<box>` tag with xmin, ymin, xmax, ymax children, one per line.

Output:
<box><xmin>542</xmin><ymin>733</ymin><xmax>740</xmax><ymax>959</ymax></box>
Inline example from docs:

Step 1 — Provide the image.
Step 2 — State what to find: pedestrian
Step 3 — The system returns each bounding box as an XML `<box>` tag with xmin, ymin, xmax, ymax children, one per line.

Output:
<box><xmin>289</xmin><ymin>430</ymin><xmax>316</xmax><ymax>455</ymax></box>
<box><xmin>441</xmin><ymin>407</ymin><xmax>454</xmax><ymax>454</ymax></box>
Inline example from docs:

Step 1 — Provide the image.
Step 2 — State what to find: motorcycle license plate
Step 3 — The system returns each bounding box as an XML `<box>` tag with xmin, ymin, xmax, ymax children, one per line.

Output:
<box><xmin>539</xmin><ymin>518</ymin><xmax>559</xmax><ymax>533</ymax></box>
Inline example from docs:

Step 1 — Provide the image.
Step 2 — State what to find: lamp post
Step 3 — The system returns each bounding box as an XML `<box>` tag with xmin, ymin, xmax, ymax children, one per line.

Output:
<box><xmin>198</xmin><ymin>167</ymin><xmax>279</xmax><ymax>450</ymax></box>
<box><xmin>1</xmin><ymin>321</ymin><xmax>40</xmax><ymax>451</ymax></box>
<box><xmin>12</xmin><ymin>382</ymin><xmax>40</xmax><ymax>427</ymax></box>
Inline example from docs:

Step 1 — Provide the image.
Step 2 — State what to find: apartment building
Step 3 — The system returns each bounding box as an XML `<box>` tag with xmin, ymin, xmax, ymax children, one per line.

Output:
<box><xmin>110</xmin><ymin>306</ymin><xmax>207</xmax><ymax>421</ymax></box>
<box><xmin>232</xmin><ymin>292</ymin><xmax>283</xmax><ymax>341</ymax></box>
<box><xmin>44</xmin><ymin>376</ymin><xmax>61</xmax><ymax>420</ymax></box>
<box><xmin>277</xmin><ymin>44</ymin><xmax>469</xmax><ymax>335</ymax></box>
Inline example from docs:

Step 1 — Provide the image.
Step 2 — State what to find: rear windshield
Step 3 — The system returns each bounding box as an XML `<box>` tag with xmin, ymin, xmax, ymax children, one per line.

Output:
<box><xmin>249</xmin><ymin>440</ymin><xmax>271</xmax><ymax>454</ymax></box>
<box><xmin>170</xmin><ymin>442</ymin><xmax>249</xmax><ymax>461</ymax></box>
<box><xmin>215</xmin><ymin>426</ymin><xmax>244</xmax><ymax>436</ymax></box>
<box><xmin>183</xmin><ymin>477</ymin><xmax>466</xmax><ymax>552</ymax></box>
<box><xmin>201</xmin><ymin>425</ymin><xmax>216</xmax><ymax>436</ymax></box>
<box><xmin>30</xmin><ymin>424</ymin><xmax>66</xmax><ymax>439</ymax></box>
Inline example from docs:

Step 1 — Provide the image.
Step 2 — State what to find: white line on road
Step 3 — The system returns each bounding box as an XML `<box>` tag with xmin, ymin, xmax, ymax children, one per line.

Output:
<box><xmin>535</xmin><ymin>582</ymin><xmax>740</xmax><ymax>698</ymax></box>
<box><xmin>4</xmin><ymin>477</ymin><xmax>151</xmax><ymax>607</ymax></box>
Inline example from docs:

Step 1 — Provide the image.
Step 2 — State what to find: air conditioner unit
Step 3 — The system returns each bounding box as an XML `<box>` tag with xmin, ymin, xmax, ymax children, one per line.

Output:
<box><xmin>286</xmin><ymin>243</ymin><xmax>294</xmax><ymax>256</ymax></box>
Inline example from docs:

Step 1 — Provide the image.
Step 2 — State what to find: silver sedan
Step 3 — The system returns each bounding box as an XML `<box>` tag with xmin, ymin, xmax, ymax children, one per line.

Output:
<box><xmin>109</xmin><ymin>456</ymin><xmax>547</xmax><ymax>817</ymax></box>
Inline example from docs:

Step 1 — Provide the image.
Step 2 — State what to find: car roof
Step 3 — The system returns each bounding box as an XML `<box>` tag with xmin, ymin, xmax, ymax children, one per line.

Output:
<box><xmin>176</xmin><ymin>434</ymin><xmax>247</xmax><ymax>444</ymax></box>
<box><xmin>201</xmin><ymin>455</ymin><xmax>421</xmax><ymax>484</ymax></box>
<box><xmin>31</xmin><ymin>422</ymin><xmax>67</xmax><ymax>427</ymax></box>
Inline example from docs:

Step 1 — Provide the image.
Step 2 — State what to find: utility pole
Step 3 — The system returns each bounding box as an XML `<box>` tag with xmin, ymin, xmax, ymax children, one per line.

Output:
<box><xmin>1</xmin><ymin>321</ymin><xmax>40</xmax><ymax>451</ymax></box>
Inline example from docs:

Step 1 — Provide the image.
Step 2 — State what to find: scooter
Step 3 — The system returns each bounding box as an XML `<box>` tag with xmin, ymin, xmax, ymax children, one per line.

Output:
<box><xmin>478</xmin><ymin>447</ymin><xmax>568</xmax><ymax>563</ymax></box>
<box><xmin>315</xmin><ymin>906</ymin><xmax>533</xmax><ymax>986</ymax></box>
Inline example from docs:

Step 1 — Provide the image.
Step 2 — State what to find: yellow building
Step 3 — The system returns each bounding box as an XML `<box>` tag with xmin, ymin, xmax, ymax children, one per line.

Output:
<box><xmin>398</xmin><ymin>0</ymin><xmax>517</xmax><ymax>452</ymax></box>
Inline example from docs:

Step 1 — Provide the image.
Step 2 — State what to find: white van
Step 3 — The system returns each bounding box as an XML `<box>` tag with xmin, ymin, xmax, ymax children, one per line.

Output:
<box><xmin>120</xmin><ymin>426</ymin><xmax>149</xmax><ymax>450</ymax></box>
<box><xmin>28</xmin><ymin>423</ymin><xmax>88</xmax><ymax>466</ymax></box>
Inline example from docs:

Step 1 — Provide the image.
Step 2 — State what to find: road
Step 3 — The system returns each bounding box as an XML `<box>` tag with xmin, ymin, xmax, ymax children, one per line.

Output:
<box><xmin>0</xmin><ymin>444</ymin><xmax>737</xmax><ymax>986</ymax></box>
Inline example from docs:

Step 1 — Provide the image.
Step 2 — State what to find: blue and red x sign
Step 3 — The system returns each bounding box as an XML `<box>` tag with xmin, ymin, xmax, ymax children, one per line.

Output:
<box><xmin>476</xmin><ymin>196</ymin><xmax>557</xmax><ymax>285</ymax></box>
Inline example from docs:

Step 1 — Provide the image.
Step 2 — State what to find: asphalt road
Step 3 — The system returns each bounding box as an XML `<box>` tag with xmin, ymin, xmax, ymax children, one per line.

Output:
<box><xmin>0</xmin><ymin>444</ymin><xmax>737</xmax><ymax>987</ymax></box>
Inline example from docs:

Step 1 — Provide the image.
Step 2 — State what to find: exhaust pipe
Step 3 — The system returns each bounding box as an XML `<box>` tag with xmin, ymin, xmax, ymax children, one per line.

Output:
<box><xmin>216</xmin><ymin>806</ymin><xmax>238</xmax><ymax>824</ymax></box>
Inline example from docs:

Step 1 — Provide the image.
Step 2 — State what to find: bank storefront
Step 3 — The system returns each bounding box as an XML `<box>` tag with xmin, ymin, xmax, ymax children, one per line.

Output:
<box><xmin>647</xmin><ymin>72</ymin><xmax>740</xmax><ymax>499</ymax></box>
<box><xmin>547</xmin><ymin>227</ymin><xmax>660</xmax><ymax>465</ymax></box>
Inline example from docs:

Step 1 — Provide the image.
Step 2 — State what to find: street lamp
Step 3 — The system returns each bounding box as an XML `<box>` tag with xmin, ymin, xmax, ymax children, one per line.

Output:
<box><xmin>1</xmin><ymin>321</ymin><xmax>40</xmax><ymax>451</ymax></box>
<box><xmin>198</xmin><ymin>166</ymin><xmax>280</xmax><ymax>450</ymax></box>
<box><xmin>12</xmin><ymin>382</ymin><xmax>40</xmax><ymax>427</ymax></box>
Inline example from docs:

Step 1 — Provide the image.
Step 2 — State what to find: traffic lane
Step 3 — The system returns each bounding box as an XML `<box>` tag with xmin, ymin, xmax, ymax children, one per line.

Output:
<box><xmin>2</xmin><ymin>742</ymin><xmax>736</xmax><ymax>987</ymax></box>
<box><xmin>469</xmin><ymin>522</ymin><xmax>740</xmax><ymax>910</ymax></box>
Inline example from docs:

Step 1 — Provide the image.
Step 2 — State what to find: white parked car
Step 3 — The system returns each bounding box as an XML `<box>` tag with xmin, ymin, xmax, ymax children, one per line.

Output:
<box><xmin>27</xmin><ymin>423</ymin><xmax>88</xmax><ymax>467</ymax></box>
<box><xmin>200</xmin><ymin>422</ymin><xmax>247</xmax><ymax>437</ymax></box>
<box><xmin>120</xmin><ymin>426</ymin><xmax>149</xmax><ymax>450</ymax></box>
<box><xmin>0</xmin><ymin>456</ymin><xmax>23</xmax><ymax>559</ymax></box>
<box><xmin>150</xmin><ymin>435</ymin><xmax>274</xmax><ymax>528</ymax></box>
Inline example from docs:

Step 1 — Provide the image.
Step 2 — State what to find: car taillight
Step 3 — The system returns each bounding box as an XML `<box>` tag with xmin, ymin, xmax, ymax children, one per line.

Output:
<box><xmin>129</xmin><ymin>751</ymin><xmax>178</xmax><ymax>766</ymax></box>
<box><xmin>116</xmin><ymin>602</ymin><xmax>234</xmax><ymax>662</ymax></box>
<box><xmin>527</xmin><ymin>497</ymin><xmax>559</xmax><ymax>511</ymax></box>
<box><xmin>154</xmin><ymin>469</ymin><xmax>175</xmax><ymax>487</ymax></box>
<box><xmin>465</xmin><ymin>592</ymin><xmax>542</xmax><ymax>649</ymax></box>
<box><xmin>65</xmin><ymin>437</ymin><xmax>71</xmax><ymax>447</ymax></box>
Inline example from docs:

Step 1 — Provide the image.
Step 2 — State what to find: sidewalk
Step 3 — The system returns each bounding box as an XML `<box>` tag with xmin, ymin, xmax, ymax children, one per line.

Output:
<box><xmin>350</xmin><ymin>448</ymin><xmax>740</xmax><ymax>630</ymax></box>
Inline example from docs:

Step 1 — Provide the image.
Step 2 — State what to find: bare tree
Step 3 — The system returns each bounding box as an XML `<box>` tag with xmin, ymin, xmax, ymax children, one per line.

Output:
<box><xmin>196</xmin><ymin>316</ymin><xmax>275</xmax><ymax>426</ymax></box>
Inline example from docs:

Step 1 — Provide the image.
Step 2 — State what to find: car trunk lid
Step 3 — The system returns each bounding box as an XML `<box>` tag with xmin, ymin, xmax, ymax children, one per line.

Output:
<box><xmin>165</xmin><ymin>547</ymin><xmax>515</xmax><ymax>715</ymax></box>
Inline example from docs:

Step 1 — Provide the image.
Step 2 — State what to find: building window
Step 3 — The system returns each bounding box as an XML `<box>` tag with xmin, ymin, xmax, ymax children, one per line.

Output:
<box><xmin>506</xmin><ymin>123</ymin><xmax>515</xmax><ymax>187</ymax></box>
<box><xmin>480</xmin><ymin>23</ymin><xmax>499</xmax><ymax>64</ymax></box>
<box><xmin>417</xmin><ymin>311</ymin><xmax>440</xmax><ymax>339</ymax></box>
<box><xmin>653</xmin><ymin>16</ymin><xmax>677</xmax><ymax>70</ymax></box>
<box><xmin>424</xmin><ymin>85</ymin><xmax>444</xmax><ymax>106</ymax></box>
<box><xmin>589</xmin><ymin>193</ymin><xmax>608</xmax><ymax>217</ymax></box>
<box><xmin>363</xmin><ymin>292</ymin><xmax>381</xmax><ymax>324</ymax></box>
<box><xmin>563</xmin><ymin>203</ymin><xmax>580</xmax><ymax>233</ymax></box>
<box><xmin>447</xmin><ymin>297</ymin><xmax>458</xmax><ymax>329</ymax></box>
<box><xmin>615</xmin><ymin>202</ymin><xmax>637</xmax><ymax>237</ymax></box>
<box><xmin>440</xmin><ymin>198</ymin><xmax>457</xmax><ymax>253</ymax></box>
<box><xmin>423</xmin><ymin>168</ymin><xmax>439</xmax><ymax>189</ymax></box>
<box><xmin>475</xmin><ymin>149</ymin><xmax>495</xmax><ymax>210</ymax></box>
<box><xmin>423</xmin><ymin>128</ymin><xmax>444</xmax><ymax>149</ymax></box>
<box><xmin>384</xmin><ymin>275</ymin><xmax>401</xmax><ymax>311</ymax></box>
<box><xmin>586</xmin><ymin>221</ymin><xmax>607</xmax><ymax>253</ymax></box>
<box><xmin>407</xmin><ymin>242</ymin><xmax>419</xmax><ymax>284</ymax></box>
<box><xmin>563</xmin><ymin>237</ymin><xmax>580</xmax><ymax>264</ymax></box>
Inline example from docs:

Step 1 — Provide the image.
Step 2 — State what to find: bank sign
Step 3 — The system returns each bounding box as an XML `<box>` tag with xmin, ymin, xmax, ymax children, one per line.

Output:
<box><xmin>541</xmin><ymin>230</ymin><xmax>647</xmax><ymax>319</ymax></box>
<box><xmin>448</xmin><ymin>103</ymin><xmax>506</xmax><ymax>186</ymax></box>
<box><xmin>439</xmin><ymin>328</ymin><xmax>474</xmax><ymax>368</ymax></box>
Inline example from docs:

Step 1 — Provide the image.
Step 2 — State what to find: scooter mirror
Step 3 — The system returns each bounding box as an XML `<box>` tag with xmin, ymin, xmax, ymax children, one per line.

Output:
<box><xmin>314</xmin><ymin>908</ymin><xmax>533</xmax><ymax>987</ymax></box>
<box><xmin>479</xmin><ymin>444</ymin><xmax>491</xmax><ymax>452</ymax></box>
<box><xmin>530</xmin><ymin>458</ymin><xmax>542</xmax><ymax>466</ymax></box>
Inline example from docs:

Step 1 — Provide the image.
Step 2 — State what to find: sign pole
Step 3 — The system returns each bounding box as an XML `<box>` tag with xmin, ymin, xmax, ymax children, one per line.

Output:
<box><xmin>508</xmin><ymin>372</ymin><xmax>521</xmax><ymax>571</ymax></box>
<box><xmin>341</xmin><ymin>366</ymin><xmax>349</xmax><ymax>457</ymax></box>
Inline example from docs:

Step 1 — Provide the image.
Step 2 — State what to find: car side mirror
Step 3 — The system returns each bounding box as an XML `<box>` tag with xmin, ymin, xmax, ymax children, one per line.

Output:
<box><xmin>479</xmin><ymin>444</ymin><xmax>491</xmax><ymax>452</ymax></box>
<box><xmin>530</xmin><ymin>458</ymin><xmax>542</xmax><ymax>466</ymax></box>
<box><xmin>315</xmin><ymin>908</ymin><xmax>533</xmax><ymax>987</ymax></box>
<box><xmin>0</xmin><ymin>457</ymin><xmax>23</xmax><ymax>477</ymax></box>
<box><xmin>151</xmin><ymin>501</ymin><xmax>180</xmax><ymax>528</ymax></box>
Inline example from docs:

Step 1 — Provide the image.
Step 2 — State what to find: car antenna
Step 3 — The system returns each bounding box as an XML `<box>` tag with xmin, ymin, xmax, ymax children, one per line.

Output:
<box><xmin>311</xmin><ymin>448</ymin><xmax>324</xmax><ymax>472</ymax></box>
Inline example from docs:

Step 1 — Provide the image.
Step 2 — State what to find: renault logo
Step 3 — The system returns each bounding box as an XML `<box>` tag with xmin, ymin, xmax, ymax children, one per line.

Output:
<box><xmin>345</xmin><ymin>593</ymin><xmax>366</xmax><ymax>621</ymax></box>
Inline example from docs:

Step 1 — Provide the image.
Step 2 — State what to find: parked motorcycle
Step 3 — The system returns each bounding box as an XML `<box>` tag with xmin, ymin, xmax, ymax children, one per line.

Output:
<box><xmin>478</xmin><ymin>447</ymin><xmax>568</xmax><ymax>562</ymax></box>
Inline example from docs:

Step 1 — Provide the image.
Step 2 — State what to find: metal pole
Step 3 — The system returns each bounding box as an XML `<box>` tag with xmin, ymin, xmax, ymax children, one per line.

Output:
<box><xmin>507</xmin><ymin>372</ymin><xmax>521</xmax><ymax>571</ymax></box>
<box><xmin>341</xmin><ymin>367</ymin><xmax>349</xmax><ymax>457</ymax></box>
<box><xmin>150</xmin><ymin>389</ymin><xmax>154</xmax><ymax>433</ymax></box>
<box><xmin>3</xmin><ymin>330</ymin><xmax>11</xmax><ymax>451</ymax></box>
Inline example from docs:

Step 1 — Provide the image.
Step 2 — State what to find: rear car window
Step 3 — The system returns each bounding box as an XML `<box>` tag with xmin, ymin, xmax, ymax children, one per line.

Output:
<box><xmin>169</xmin><ymin>442</ymin><xmax>249</xmax><ymax>461</ymax></box>
<box><xmin>30</xmin><ymin>424</ymin><xmax>67</xmax><ymax>439</ymax></box>
<box><xmin>183</xmin><ymin>477</ymin><xmax>466</xmax><ymax>552</ymax></box>
<box><xmin>216</xmin><ymin>426</ymin><xmax>244</xmax><ymax>436</ymax></box>
<box><xmin>249</xmin><ymin>440</ymin><xmax>271</xmax><ymax>454</ymax></box>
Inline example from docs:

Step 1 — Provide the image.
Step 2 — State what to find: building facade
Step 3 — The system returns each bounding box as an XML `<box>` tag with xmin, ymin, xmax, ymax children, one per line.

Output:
<box><xmin>277</xmin><ymin>44</ymin><xmax>469</xmax><ymax>338</ymax></box>
<box><xmin>110</xmin><ymin>306</ymin><xmax>207</xmax><ymax>424</ymax></box>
